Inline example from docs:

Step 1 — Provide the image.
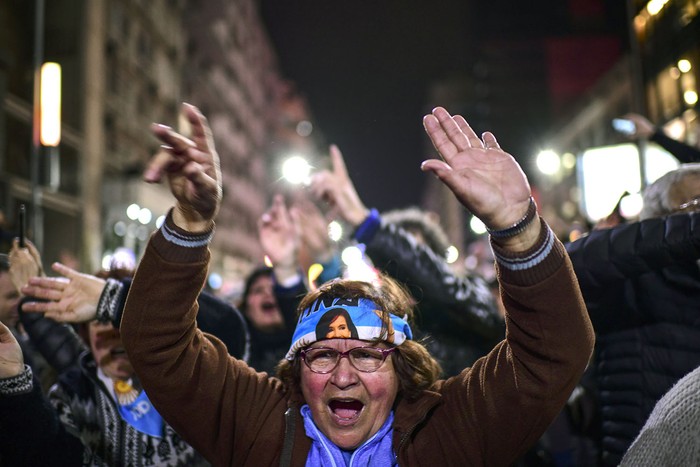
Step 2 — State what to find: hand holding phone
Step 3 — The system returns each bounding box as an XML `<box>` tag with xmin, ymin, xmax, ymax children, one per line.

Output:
<box><xmin>18</xmin><ymin>205</ymin><xmax>26</xmax><ymax>248</ymax></box>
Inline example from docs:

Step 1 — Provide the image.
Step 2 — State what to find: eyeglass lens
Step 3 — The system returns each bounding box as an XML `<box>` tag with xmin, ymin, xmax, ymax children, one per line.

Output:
<box><xmin>302</xmin><ymin>347</ymin><xmax>392</xmax><ymax>373</ymax></box>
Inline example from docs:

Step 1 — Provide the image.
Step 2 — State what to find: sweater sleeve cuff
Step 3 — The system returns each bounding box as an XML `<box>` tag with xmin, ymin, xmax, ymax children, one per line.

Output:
<box><xmin>352</xmin><ymin>209</ymin><xmax>381</xmax><ymax>244</ymax></box>
<box><xmin>151</xmin><ymin>208</ymin><xmax>214</xmax><ymax>263</ymax></box>
<box><xmin>96</xmin><ymin>279</ymin><xmax>123</xmax><ymax>323</ymax></box>
<box><xmin>0</xmin><ymin>365</ymin><xmax>33</xmax><ymax>396</ymax></box>
<box><xmin>491</xmin><ymin>218</ymin><xmax>566</xmax><ymax>287</ymax></box>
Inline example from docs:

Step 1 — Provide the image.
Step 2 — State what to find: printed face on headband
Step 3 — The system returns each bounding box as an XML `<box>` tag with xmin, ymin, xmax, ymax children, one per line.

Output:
<box><xmin>316</xmin><ymin>309</ymin><xmax>358</xmax><ymax>340</ymax></box>
<box><xmin>285</xmin><ymin>297</ymin><xmax>413</xmax><ymax>360</ymax></box>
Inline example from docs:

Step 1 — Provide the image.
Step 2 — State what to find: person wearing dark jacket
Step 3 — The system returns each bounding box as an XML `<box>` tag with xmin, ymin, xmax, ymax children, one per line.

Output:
<box><xmin>308</xmin><ymin>144</ymin><xmax>502</xmax><ymax>375</ymax></box>
<box><xmin>565</xmin><ymin>163</ymin><xmax>700</xmax><ymax>465</ymax></box>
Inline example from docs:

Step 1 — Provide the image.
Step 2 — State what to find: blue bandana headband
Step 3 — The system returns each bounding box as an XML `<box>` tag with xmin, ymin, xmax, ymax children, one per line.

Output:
<box><xmin>285</xmin><ymin>297</ymin><xmax>413</xmax><ymax>360</ymax></box>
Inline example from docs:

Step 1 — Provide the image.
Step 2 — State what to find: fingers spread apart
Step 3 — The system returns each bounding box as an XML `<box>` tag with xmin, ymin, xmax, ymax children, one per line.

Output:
<box><xmin>424</xmin><ymin>107</ymin><xmax>488</xmax><ymax>161</ymax></box>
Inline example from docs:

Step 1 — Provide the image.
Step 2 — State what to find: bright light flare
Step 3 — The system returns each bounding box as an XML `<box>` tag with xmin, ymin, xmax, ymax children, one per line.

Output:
<box><xmin>138</xmin><ymin>208</ymin><xmax>152</xmax><ymax>225</ymax></box>
<box><xmin>536</xmin><ymin>150</ymin><xmax>561</xmax><ymax>176</ymax></box>
<box><xmin>126</xmin><ymin>203</ymin><xmax>141</xmax><ymax>220</ymax></box>
<box><xmin>646</xmin><ymin>0</ymin><xmax>669</xmax><ymax>16</ymax></box>
<box><xmin>282</xmin><ymin>156</ymin><xmax>312</xmax><ymax>185</ymax></box>
<box><xmin>445</xmin><ymin>245</ymin><xmax>459</xmax><ymax>264</ymax></box>
<box><xmin>341</xmin><ymin>246</ymin><xmax>378</xmax><ymax>283</ymax></box>
<box><xmin>208</xmin><ymin>273</ymin><xmax>223</xmax><ymax>290</ymax></box>
<box><xmin>469</xmin><ymin>216</ymin><xmax>487</xmax><ymax>235</ymax></box>
<box><xmin>328</xmin><ymin>221</ymin><xmax>343</xmax><ymax>242</ymax></box>
<box><xmin>561</xmin><ymin>152</ymin><xmax>577</xmax><ymax>170</ymax></box>
<box><xmin>619</xmin><ymin>193</ymin><xmax>644</xmax><ymax>219</ymax></box>
<box><xmin>678</xmin><ymin>59</ymin><xmax>692</xmax><ymax>73</ymax></box>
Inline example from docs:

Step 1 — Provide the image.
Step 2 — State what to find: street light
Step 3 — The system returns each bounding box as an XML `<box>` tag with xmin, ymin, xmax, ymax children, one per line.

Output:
<box><xmin>40</xmin><ymin>62</ymin><xmax>61</xmax><ymax>146</ymax></box>
<box><xmin>281</xmin><ymin>155</ymin><xmax>313</xmax><ymax>185</ymax></box>
<box><xmin>536</xmin><ymin>150</ymin><xmax>561</xmax><ymax>176</ymax></box>
<box><xmin>40</xmin><ymin>61</ymin><xmax>61</xmax><ymax>193</ymax></box>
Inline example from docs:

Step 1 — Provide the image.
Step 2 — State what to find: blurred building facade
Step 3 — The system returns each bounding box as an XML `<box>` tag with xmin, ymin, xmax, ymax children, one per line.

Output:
<box><xmin>421</xmin><ymin>0</ymin><xmax>699</xmax><ymax>262</ymax></box>
<box><xmin>420</xmin><ymin>0</ymin><xmax>628</xmax><ymax>261</ymax></box>
<box><xmin>0</xmin><ymin>0</ymin><xmax>318</xmax><ymax>290</ymax></box>
<box><xmin>633</xmin><ymin>0</ymin><xmax>699</xmax><ymax>144</ymax></box>
<box><xmin>534</xmin><ymin>0</ymin><xmax>699</xmax><ymax>237</ymax></box>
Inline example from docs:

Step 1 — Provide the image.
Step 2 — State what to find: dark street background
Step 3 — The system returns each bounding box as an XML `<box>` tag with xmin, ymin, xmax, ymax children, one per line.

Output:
<box><xmin>260</xmin><ymin>1</ymin><xmax>627</xmax><ymax>212</ymax></box>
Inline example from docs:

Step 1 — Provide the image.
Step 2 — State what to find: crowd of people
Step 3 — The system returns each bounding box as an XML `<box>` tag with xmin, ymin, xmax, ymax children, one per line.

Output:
<box><xmin>0</xmin><ymin>101</ymin><xmax>697</xmax><ymax>467</ymax></box>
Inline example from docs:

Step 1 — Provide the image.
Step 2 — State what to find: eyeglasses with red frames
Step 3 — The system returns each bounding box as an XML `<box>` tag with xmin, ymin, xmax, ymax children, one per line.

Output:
<box><xmin>299</xmin><ymin>346</ymin><xmax>397</xmax><ymax>374</ymax></box>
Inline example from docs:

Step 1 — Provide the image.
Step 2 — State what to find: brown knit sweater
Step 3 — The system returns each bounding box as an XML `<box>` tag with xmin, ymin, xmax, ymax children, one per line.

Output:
<box><xmin>121</xmin><ymin>215</ymin><xmax>594</xmax><ymax>466</ymax></box>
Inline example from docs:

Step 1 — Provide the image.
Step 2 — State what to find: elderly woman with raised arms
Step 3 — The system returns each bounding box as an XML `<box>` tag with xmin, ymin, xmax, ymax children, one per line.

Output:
<box><xmin>116</xmin><ymin>103</ymin><xmax>594</xmax><ymax>466</ymax></box>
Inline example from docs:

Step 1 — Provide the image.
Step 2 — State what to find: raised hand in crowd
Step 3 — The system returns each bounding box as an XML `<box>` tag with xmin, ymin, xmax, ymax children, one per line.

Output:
<box><xmin>291</xmin><ymin>195</ymin><xmax>338</xmax><ymax>266</ymax></box>
<box><xmin>8</xmin><ymin>238</ymin><xmax>44</xmax><ymax>292</ymax></box>
<box><xmin>20</xmin><ymin>262</ymin><xmax>104</xmax><ymax>323</ymax></box>
<box><xmin>309</xmin><ymin>144</ymin><xmax>369</xmax><ymax>228</ymax></box>
<box><xmin>422</xmin><ymin>106</ymin><xmax>538</xmax><ymax>251</ymax></box>
<box><xmin>258</xmin><ymin>194</ymin><xmax>299</xmax><ymax>282</ymax></box>
<box><xmin>146</xmin><ymin>102</ymin><xmax>222</xmax><ymax>231</ymax></box>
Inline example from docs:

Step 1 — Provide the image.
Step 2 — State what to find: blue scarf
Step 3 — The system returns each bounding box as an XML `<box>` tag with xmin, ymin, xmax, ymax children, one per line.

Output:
<box><xmin>116</xmin><ymin>390</ymin><xmax>164</xmax><ymax>438</ymax></box>
<box><xmin>301</xmin><ymin>404</ymin><xmax>398</xmax><ymax>467</ymax></box>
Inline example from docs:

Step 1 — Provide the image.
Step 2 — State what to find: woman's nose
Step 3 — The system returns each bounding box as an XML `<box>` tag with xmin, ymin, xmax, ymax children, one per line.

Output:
<box><xmin>330</xmin><ymin>354</ymin><xmax>359</xmax><ymax>388</ymax></box>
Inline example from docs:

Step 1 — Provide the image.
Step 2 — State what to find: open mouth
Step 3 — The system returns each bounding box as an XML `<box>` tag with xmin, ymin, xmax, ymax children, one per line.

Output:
<box><xmin>329</xmin><ymin>399</ymin><xmax>364</xmax><ymax>422</ymax></box>
<box><xmin>261</xmin><ymin>302</ymin><xmax>278</xmax><ymax>314</ymax></box>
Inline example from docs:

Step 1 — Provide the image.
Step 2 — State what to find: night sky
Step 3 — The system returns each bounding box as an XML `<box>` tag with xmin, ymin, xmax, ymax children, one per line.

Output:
<box><xmin>259</xmin><ymin>1</ymin><xmax>473</xmax><ymax>212</ymax></box>
<box><xmin>259</xmin><ymin>1</ymin><xmax>628</xmax><ymax>212</ymax></box>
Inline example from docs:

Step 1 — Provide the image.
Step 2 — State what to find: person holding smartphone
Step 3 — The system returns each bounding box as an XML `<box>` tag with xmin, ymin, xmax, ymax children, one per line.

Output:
<box><xmin>614</xmin><ymin>113</ymin><xmax>700</xmax><ymax>163</ymax></box>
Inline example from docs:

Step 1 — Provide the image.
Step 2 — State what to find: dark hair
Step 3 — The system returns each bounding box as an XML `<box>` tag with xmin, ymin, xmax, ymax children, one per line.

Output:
<box><xmin>314</xmin><ymin>308</ymin><xmax>359</xmax><ymax>340</ymax></box>
<box><xmin>276</xmin><ymin>274</ymin><xmax>442</xmax><ymax>401</ymax></box>
<box><xmin>239</xmin><ymin>266</ymin><xmax>273</xmax><ymax>314</ymax></box>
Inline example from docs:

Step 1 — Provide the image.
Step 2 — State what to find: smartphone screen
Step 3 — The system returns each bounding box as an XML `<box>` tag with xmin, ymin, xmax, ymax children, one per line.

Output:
<box><xmin>19</xmin><ymin>204</ymin><xmax>26</xmax><ymax>248</ymax></box>
<box><xmin>612</xmin><ymin>118</ymin><xmax>636</xmax><ymax>135</ymax></box>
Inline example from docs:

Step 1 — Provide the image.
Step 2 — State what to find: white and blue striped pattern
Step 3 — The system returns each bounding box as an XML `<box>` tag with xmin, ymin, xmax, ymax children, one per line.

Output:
<box><xmin>494</xmin><ymin>226</ymin><xmax>555</xmax><ymax>271</ymax></box>
<box><xmin>161</xmin><ymin>222</ymin><xmax>213</xmax><ymax>248</ymax></box>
